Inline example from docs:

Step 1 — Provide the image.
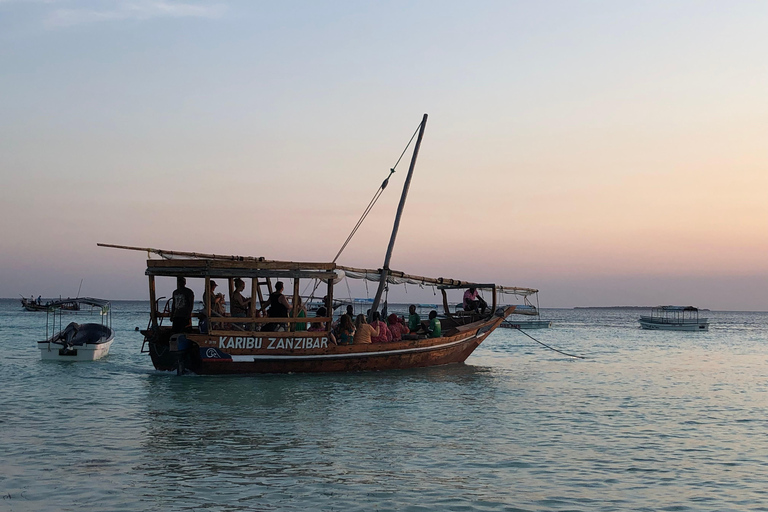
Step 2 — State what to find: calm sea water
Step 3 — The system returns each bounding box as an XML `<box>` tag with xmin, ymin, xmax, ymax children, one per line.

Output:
<box><xmin>1</xmin><ymin>299</ymin><xmax>767</xmax><ymax>511</ymax></box>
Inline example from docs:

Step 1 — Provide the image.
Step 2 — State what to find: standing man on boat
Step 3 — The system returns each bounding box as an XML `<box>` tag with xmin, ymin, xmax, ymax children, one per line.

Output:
<box><xmin>263</xmin><ymin>281</ymin><xmax>291</xmax><ymax>331</ymax></box>
<box><xmin>171</xmin><ymin>277</ymin><xmax>195</xmax><ymax>333</ymax></box>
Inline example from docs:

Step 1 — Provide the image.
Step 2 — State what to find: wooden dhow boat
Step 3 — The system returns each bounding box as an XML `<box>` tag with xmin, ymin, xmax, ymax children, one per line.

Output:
<box><xmin>99</xmin><ymin>114</ymin><xmax>538</xmax><ymax>374</ymax></box>
<box><xmin>21</xmin><ymin>297</ymin><xmax>81</xmax><ymax>312</ymax></box>
<box><xmin>100</xmin><ymin>250</ymin><xmax>537</xmax><ymax>374</ymax></box>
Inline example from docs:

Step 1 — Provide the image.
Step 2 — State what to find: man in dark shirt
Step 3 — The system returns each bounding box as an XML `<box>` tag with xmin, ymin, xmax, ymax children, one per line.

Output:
<box><xmin>263</xmin><ymin>281</ymin><xmax>291</xmax><ymax>331</ymax></box>
<box><xmin>171</xmin><ymin>277</ymin><xmax>195</xmax><ymax>333</ymax></box>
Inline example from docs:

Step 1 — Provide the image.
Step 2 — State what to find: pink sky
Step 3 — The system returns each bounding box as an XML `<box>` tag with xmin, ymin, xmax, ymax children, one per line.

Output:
<box><xmin>1</xmin><ymin>2</ymin><xmax>767</xmax><ymax>310</ymax></box>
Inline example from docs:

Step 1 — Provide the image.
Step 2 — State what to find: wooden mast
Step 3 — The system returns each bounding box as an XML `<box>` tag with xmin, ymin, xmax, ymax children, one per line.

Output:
<box><xmin>370</xmin><ymin>113</ymin><xmax>428</xmax><ymax>318</ymax></box>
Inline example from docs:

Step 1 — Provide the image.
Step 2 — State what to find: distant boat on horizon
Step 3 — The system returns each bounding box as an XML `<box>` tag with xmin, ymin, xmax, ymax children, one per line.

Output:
<box><xmin>639</xmin><ymin>306</ymin><xmax>709</xmax><ymax>331</ymax></box>
<box><xmin>21</xmin><ymin>296</ymin><xmax>80</xmax><ymax>312</ymax></box>
<box><xmin>574</xmin><ymin>306</ymin><xmax>710</xmax><ymax>311</ymax></box>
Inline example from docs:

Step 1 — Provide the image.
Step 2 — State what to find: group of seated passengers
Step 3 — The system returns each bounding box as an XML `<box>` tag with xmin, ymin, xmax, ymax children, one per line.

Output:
<box><xmin>202</xmin><ymin>281</ymin><xmax>445</xmax><ymax>342</ymax></box>
<box><xmin>406</xmin><ymin>305</ymin><xmax>442</xmax><ymax>339</ymax></box>
<box><xmin>203</xmin><ymin>279</ymin><xmax>309</xmax><ymax>332</ymax></box>
<box><xmin>328</xmin><ymin>305</ymin><xmax>442</xmax><ymax>345</ymax></box>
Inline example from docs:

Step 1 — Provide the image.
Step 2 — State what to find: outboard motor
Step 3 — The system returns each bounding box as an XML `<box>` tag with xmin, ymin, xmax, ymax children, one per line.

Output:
<box><xmin>169</xmin><ymin>334</ymin><xmax>191</xmax><ymax>375</ymax></box>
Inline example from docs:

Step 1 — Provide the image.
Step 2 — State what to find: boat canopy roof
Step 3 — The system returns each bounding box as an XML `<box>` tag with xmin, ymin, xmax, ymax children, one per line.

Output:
<box><xmin>655</xmin><ymin>305</ymin><xmax>699</xmax><ymax>311</ymax></box>
<box><xmin>48</xmin><ymin>297</ymin><xmax>111</xmax><ymax>309</ymax></box>
<box><xmin>142</xmin><ymin>258</ymin><xmax>537</xmax><ymax>296</ymax></box>
<box><xmin>101</xmin><ymin>244</ymin><xmax>537</xmax><ymax>296</ymax></box>
<box><xmin>145</xmin><ymin>258</ymin><xmax>338</xmax><ymax>280</ymax></box>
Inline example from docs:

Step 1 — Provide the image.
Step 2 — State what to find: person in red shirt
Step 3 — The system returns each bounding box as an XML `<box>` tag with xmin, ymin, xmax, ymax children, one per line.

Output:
<box><xmin>387</xmin><ymin>314</ymin><xmax>409</xmax><ymax>342</ymax></box>
<box><xmin>370</xmin><ymin>311</ymin><xmax>392</xmax><ymax>343</ymax></box>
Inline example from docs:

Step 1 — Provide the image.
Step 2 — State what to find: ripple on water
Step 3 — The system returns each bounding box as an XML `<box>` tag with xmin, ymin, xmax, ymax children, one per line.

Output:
<box><xmin>2</xmin><ymin>303</ymin><xmax>768</xmax><ymax>511</ymax></box>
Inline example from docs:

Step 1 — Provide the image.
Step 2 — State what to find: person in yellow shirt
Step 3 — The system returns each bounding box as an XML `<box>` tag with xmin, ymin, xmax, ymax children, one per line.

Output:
<box><xmin>353</xmin><ymin>314</ymin><xmax>380</xmax><ymax>344</ymax></box>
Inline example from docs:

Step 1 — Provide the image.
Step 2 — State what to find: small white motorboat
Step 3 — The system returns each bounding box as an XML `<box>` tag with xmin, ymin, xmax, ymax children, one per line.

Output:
<box><xmin>37</xmin><ymin>298</ymin><xmax>115</xmax><ymax>360</ymax></box>
<box><xmin>639</xmin><ymin>306</ymin><xmax>709</xmax><ymax>331</ymax></box>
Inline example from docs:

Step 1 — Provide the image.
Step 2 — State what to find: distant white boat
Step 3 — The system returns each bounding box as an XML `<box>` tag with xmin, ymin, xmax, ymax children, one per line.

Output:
<box><xmin>37</xmin><ymin>298</ymin><xmax>115</xmax><ymax>360</ymax></box>
<box><xmin>639</xmin><ymin>306</ymin><xmax>709</xmax><ymax>331</ymax></box>
<box><xmin>500</xmin><ymin>319</ymin><xmax>552</xmax><ymax>330</ymax></box>
<box><xmin>497</xmin><ymin>302</ymin><xmax>553</xmax><ymax>330</ymax></box>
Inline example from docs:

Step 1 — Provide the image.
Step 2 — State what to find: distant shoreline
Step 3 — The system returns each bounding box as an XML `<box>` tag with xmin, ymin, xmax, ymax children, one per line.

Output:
<box><xmin>573</xmin><ymin>306</ymin><xmax>711</xmax><ymax>311</ymax></box>
<box><xmin>573</xmin><ymin>306</ymin><xmax>652</xmax><ymax>310</ymax></box>
<box><xmin>0</xmin><ymin>298</ymin><xmax>751</xmax><ymax>312</ymax></box>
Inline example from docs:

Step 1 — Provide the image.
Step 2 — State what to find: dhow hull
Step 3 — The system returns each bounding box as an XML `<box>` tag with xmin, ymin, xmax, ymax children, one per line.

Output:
<box><xmin>638</xmin><ymin>320</ymin><xmax>709</xmax><ymax>331</ymax></box>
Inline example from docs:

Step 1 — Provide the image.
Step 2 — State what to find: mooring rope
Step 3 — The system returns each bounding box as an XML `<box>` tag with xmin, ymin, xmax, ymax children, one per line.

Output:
<box><xmin>513</xmin><ymin>327</ymin><xmax>586</xmax><ymax>359</ymax></box>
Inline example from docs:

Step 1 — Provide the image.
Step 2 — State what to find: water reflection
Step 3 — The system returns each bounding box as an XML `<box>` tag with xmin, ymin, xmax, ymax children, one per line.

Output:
<box><xmin>135</xmin><ymin>364</ymin><xmax>505</xmax><ymax>509</ymax></box>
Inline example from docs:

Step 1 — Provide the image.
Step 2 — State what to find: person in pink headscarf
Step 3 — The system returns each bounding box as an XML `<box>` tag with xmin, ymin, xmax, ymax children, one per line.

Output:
<box><xmin>387</xmin><ymin>313</ymin><xmax>409</xmax><ymax>342</ymax></box>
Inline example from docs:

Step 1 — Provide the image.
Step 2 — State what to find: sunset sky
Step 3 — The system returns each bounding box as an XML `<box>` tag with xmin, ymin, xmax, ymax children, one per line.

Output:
<box><xmin>1</xmin><ymin>1</ymin><xmax>767</xmax><ymax>310</ymax></box>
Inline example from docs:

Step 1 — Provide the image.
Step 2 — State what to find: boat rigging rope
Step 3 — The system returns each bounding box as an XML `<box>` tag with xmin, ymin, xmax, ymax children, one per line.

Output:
<box><xmin>332</xmin><ymin>121</ymin><xmax>423</xmax><ymax>264</ymax></box>
<box><xmin>512</xmin><ymin>327</ymin><xmax>587</xmax><ymax>359</ymax></box>
<box><xmin>345</xmin><ymin>277</ymin><xmax>353</xmax><ymax>303</ymax></box>
<box><xmin>298</xmin><ymin>123</ymin><xmax>423</xmax><ymax>305</ymax></box>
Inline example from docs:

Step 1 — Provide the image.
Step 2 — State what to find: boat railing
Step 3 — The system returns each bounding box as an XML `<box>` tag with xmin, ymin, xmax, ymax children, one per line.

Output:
<box><xmin>152</xmin><ymin>311</ymin><xmax>334</xmax><ymax>334</ymax></box>
<box><xmin>205</xmin><ymin>315</ymin><xmax>332</xmax><ymax>330</ymax></box>
<box><xmin>640</xmin><ymin>315</ymin><xmax>706</xmax><ymax>324</ymax></box>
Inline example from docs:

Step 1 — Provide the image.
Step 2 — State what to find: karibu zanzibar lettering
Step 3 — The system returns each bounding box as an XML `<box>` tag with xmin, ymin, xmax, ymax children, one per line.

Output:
<box><xmin>218</xmin><ymin>336</ymin><xmax>329</xmax><ymax>350</ymax></box>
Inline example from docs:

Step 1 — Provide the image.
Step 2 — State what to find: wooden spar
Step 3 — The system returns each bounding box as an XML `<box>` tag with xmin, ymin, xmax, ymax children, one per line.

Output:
<box><xmin>97</xmin><ymin>243</ymin><xmax>267</xmax><ymax>262</ymax></box>
<box><xmin>370</xmin><ymin>113</ymin><xmax>428</xmax><ymax>318</ymax></box>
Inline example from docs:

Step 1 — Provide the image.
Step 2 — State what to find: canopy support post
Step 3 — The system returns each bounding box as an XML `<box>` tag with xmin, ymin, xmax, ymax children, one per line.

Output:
<box><xmin>149</xmin><ymin>275</ymin><xmax>157</xmax><ymax>329</ymax></box>
<box><xmin>291</xmin><ymin>278</ymin><xmax>300</xmax><ymax>332</ymax></box>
